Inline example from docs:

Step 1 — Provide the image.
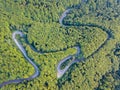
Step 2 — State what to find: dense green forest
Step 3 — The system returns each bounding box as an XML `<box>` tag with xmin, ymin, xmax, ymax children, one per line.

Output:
<box><xmin>0</xmin><ymin>0</ymin><xmax>120</xmax><ymax>90</ymax></box>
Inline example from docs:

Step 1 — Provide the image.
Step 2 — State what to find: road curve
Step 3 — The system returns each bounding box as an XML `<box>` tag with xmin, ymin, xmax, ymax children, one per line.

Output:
<box><xmin>57</xmin><ymin>9</ymin><xmax>81</xmax><ymax>78</ymax></box>
<box><xmin>57</xmin><ymin>47</ymin><xmax>81</xmax><ymax>78</ymax></box>
<box><xmin>57</xmin><ymin>7</ymin><xmax>113</xmax><ymax>78</ymax></box>
<box><xmin>57</xmin><ymin>55</ymin><xmax>81</xmax><ymax>78</ymax></box>
<box><xmin>59</xmin><ymin>9</ymin><xmax>71</xmax><ymax>26</ymax></box>
<box><xmin>0</xmin><ymin>31</ymin><xmax>40</xmax><ymax>88</ymax></box>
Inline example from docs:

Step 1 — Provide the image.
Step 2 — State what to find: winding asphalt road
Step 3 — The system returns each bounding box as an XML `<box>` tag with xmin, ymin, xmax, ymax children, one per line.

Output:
<box><xmin>0</xmin><ymin>7</ymin><xmax>113</xmax><ymax>87</ymax></box>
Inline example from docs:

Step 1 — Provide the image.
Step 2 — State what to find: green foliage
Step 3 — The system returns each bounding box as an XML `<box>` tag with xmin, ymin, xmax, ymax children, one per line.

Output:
<box><xmin>0</xmin><ymin>0</ymin><xmax>120</xmax><ymax>90</ymax></box>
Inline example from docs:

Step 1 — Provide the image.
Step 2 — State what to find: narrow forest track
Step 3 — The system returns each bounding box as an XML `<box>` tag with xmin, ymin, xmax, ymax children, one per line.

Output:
<box><xmin>0</xmin><ymin>7</ymin><xmax>113</xmax><ymax>88</ymax></box>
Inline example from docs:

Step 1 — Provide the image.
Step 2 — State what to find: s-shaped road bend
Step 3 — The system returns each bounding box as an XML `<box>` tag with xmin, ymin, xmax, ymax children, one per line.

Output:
<box><xmin>0</xmin><ymin>31</ymin><xmax>40</xmax><ymax>88</ymax></box>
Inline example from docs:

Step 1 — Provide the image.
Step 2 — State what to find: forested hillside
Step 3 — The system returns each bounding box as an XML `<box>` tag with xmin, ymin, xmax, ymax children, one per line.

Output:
<box><xmin>0</xmin><ymin>0</ymin><xmax>120</xmax><ymax>90</ymax></box>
